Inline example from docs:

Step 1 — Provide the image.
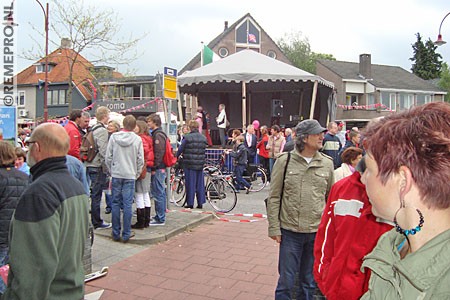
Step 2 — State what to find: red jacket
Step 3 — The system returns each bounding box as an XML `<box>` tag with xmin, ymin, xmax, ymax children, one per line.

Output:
<box><xmin>256</xmin><ymin>134</ymin><xmax>269</xmax><ymax>158</ymax></box>
<box><xmin>313</xmin><ymin>172</ymin><xmax>392</xmax><ymax>300</ymax></box>
<box><xmin>65</xmin><ymin>121</ymin><xmax>82</xmax><ymax>159</ymax></box>
<box><xmin>140</xmin><ymin>134</ymin><xmax>154</xmax><ymax>168</ymax></box>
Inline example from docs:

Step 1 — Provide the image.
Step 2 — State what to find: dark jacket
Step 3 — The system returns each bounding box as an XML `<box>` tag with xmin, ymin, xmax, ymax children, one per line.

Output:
<box><xmin>151</xmin><ymin>127</ymin><xmax>167</xmax><ymax>170</ymax></box>
<box><xmin>0</xmin><ymin>165</ymin><xmax>28</xmax><ymax>249</ymax></box>
<box><xmin>283</xmin><ymin>140</ymin><xmax>295</xmax><ymax>153</ymax></box>
<box><xmin>322</xmin><ymin>133</ymin><xmax>342</xmax><ymax>169</ymax></box>
<box><xmin>229</xmin><ymin>143</ymin><xmax>248</xmax><ymax>166</ymax></box>
<box><xmin>177</xmin><ymin>130</ymin><xmax>208</xmax><ymax>171</ymax></box>
<box><xmin>243</xmin><ymin>133</ymin><xmax>257</xmax><ymax>158</ymax></box>
<box><xmin>4</xmin><ymin>157</ymin><xmax>89</xmax><ymax>300</ymax></box>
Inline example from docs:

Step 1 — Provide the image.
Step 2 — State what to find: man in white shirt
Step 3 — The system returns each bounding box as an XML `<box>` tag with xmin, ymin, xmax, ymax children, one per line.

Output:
<box><xmin>216</xmin><ymin>104</ymin><xmax>227</xmax><ymax>148</ymax></box>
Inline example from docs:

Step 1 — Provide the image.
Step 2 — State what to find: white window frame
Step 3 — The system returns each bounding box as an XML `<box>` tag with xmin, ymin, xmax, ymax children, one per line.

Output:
<box><xmin>16</xmin><ymin>91</ymin><xmax>25</xmax><ymax>107</ymax></box>
<box><xmin>425</xmin><ymin>95</ymin><xmax>432</xmax><ymax>103</ymax></box>
<box><xmin>389</xmin><ymin>93</ymin><xmax>397</xmax><ymax>111</ymax></box>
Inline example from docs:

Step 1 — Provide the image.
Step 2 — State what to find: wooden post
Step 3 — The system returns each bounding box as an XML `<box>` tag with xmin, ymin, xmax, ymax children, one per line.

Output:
<box><xmin>242</xmin><ymin>81</ymin><xmax>247</xmax><ymax>130</ymax></box>
<box><xmin>309</xmin><ymin>80</ymin><xmax>319</xmax><ymax>119</ymax></box>
<box><xmin>299</xmin><ymin>89</ymin><xmax>304</xmax><ymax>119</ymax></box>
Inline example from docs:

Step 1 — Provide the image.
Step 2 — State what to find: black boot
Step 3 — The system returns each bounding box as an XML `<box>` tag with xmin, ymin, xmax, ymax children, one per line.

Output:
<box><xmin>144</xmin><ymin>207</ymin><xmax>151</xmax><ymax>228</ymax></box>
<box><xmin>131</xmin><ymin>208</ymin><xmax>145</xmax><ymax>229</ymax></box>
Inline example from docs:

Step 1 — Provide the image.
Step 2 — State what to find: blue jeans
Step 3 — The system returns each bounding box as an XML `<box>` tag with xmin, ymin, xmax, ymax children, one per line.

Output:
<box><xmin>151</xmin><ymin>169</ymin><xmax>166</xmax><ymax>223</ymax></box>
<box><xmin>87</xmin><ymin>167</ymin><xmax>107</xmax><ymax>227</ymax></box>
<box><xmin>275</xmin><ymin>229</ymin><xmax>317</xmax><ymax>300</ymax></box>
<box><xmin>184</xmin><ymin>168</ymin><xmax>206</xmax><ymax>207</ymax></box>
<box><xmin>234</xmin><ymin>164</ymin><xmax>251</xmax><ymax>190</ymax></box>
<box><xmin>0</xmin><ymin>248</ymin><xmax>8</xmax><ymax>294</ymax></box>
<box><xmin>111</xmin><ymin>178</ymin><xmax>135</xmax><ymax>241</ymax></box>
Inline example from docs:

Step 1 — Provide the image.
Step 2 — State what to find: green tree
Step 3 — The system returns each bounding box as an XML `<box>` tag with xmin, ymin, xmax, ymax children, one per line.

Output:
<box><xmin>410</xmin><ymin>33</ymin><xmax>442</xmax><ymax>80</ymax></box>
<box><xmin>277</xmin><ymin>32</ymin><xmax>335</xmax><ymax>74</ymax></box>
<box><xmin>438</xmin><ymin>62</ymin><xmax>450</xmax><ymax>103</ymax></box>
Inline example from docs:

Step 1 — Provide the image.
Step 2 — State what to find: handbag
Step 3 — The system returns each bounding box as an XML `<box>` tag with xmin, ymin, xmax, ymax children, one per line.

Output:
<box><xmin>264</xmin><ymin>151</ymin><xmax>291</xmax><ymax>215</ymax></box>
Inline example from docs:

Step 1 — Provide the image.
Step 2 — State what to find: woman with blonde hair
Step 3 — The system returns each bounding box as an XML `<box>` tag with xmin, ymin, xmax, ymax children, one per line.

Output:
<box><xmin>360</xmin><ymin>102</ymin><xmax>450</xmax><ymax>299</ymax></box>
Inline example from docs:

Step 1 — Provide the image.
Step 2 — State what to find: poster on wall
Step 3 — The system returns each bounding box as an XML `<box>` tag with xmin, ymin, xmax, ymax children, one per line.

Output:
<box><xmin>0</xmin><ymin>106</ymin><xmax>17</xmax><ymax>146</ymax></box>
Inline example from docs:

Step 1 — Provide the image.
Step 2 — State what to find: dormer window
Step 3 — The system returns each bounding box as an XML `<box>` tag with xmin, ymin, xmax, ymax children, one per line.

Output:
<box><xmin>235</xmin><ymin>17</ymin><xmax>261</xmax><ymax>52</ymax></box>
<box><xmin>35</xmin><ymin>63</ymin><xmax>55</xmax><ymax>73</ymax></box>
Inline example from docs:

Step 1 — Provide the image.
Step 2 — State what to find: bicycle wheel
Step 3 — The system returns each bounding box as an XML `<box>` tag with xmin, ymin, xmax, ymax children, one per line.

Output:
<box><xmin>170</xmin><ymin>176</ymin><xmax>186</xmax><ymax>206</ymax></box>
<box><xmin>249</xmin><ymin>166</ymin><xmax>268</xmax><ymax>192</ymax></box>
<box><xmin>206</xmin><ymin>178</ymin><xmax>237</xmax><ymax>213</ymax></box>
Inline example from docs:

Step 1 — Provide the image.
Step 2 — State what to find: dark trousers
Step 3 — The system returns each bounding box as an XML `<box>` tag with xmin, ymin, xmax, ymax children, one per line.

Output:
<box><xmin>259</xmin><ymin>155</ymin><xmax>270</xmax><ymax>181</ymax></box>
<box><xmin>219</xmin><ymin>128</ymin><xmax>226</xmax><ymax>148</ymax></box>
<box><xmin>87</xmin><ymin>167</ymin><xmax>106</xmax><ymax>227</ymax></box>
<box><xmin>275</xmin><ymin>229</ymin><xmax>317</xmax><ymax>300</ymax></box>
<box><xmin>234</xmin><ymin>164</ymin><xmax>251</xmax><ymax>190</ymax></box>
<box><xmin>184</xmin><ymin>168</ymin><xmax>206</xmax><ymax>207</ymax></box>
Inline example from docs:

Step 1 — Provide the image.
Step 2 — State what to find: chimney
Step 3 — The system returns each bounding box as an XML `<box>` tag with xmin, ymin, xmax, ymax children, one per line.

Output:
<box><xmin>359</xmin><ymin>54</ymin><xmax>372</xmax><ymax>79</ymax></box>
<box><xmin>61</xmin><ymin>38</ymin><xmax>72</xmax><ymax>49</ymax></box>
<box><xmin>224</xmin><ymin>21</ymin><xmax>228</xmax><ymax>31</ymax></box>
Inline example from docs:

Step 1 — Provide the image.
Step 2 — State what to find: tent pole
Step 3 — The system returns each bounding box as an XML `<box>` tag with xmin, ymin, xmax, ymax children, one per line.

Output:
<box><xmin>309</xmin><ymin>81</ymin><xmax>319</xmax><ymax>119</ymax></box>
<box><xmin>299</xmin><ymin>89</ymin><xmax>304</xmax><ymax>120</ymax></box>
<box><xmin>242</xmin><ymin>81</ymin><xmax>246</xmax><ymax>130</ymax></box>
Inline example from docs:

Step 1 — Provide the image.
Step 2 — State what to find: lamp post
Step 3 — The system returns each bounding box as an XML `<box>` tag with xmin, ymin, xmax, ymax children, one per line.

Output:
<box><xmin>435</xmin><ymin>12</ymin><xmax>450</xmax><ymax>46</ymax></box>
<box><xmin>35</xmin><ymin>0</ymin><xmax>49</xmax><ymax>122</ymax></box>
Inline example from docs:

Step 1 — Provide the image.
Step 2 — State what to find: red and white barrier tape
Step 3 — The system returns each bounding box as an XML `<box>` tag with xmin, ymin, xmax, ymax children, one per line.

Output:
<box><xmin>171</xmin><ymin>208</ymin><xmax>267</xmax><ymax>223</ymax></box>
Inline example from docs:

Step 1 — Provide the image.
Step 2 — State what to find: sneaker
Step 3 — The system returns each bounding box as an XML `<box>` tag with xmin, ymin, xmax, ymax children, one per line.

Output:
<box><xmin>183</xmin><ymin>204</ymin><xmax>194</xmax><ymax>209</ymax></box>
<box><xmin>149</xmin><ymin>220</ymin><xmax>165</xmax><ymax>226</ymax></box>
<box><xmin>105</xmin><ymin>208</ymin><xmax>112</xmax><ymax>214</ymax></box>
<box><xmin>196</xmin><ymin>204</ymin><xmax>203</xmax><ymax>209</ymax></box>
<box><xmin>95</xmin><ymin>222</ymin><xmax>112</xmax><ymax>229</ymax></box>
<box><xmin>122</xmin><ymin>231</ymin><xmax>136</xmax><ymax>243</ymax></box>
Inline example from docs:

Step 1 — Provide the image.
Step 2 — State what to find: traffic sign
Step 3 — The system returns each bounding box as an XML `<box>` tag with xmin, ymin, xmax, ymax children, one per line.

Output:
<box><xmin>163</xmin><ymin>67</ymin><xmax>177</xmax><ymax>99</ymax></box>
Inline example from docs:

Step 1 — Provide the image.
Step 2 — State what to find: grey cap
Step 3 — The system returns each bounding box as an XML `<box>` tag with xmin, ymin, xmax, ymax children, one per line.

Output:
<box><xmin>295</xmin><ymin>119</ymin><xmax>327</xmax><ymax>136</ymax></box>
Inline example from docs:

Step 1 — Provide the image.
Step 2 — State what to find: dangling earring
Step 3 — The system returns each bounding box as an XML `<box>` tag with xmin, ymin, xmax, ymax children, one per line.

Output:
<box><xmin>393</xmin><ymin>196</ymin><xmax>424</xmax><ymax>236</ymax></box>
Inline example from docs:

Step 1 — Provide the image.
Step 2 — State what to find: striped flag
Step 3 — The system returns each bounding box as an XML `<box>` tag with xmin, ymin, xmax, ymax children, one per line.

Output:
<box><xmin>248</xmin><ymin>33</ymin><xmax>257</xmax><ymax>43</ymax></box>
<box><xmin>202</xmin><ymin>45</ymin><xmax>220</xmax><ymax>66</ymax></box>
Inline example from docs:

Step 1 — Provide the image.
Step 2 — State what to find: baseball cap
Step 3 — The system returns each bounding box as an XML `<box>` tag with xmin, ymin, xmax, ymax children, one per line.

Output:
<box><xmin>295</xmin><ymin>119</ymin><xmax>327</xmax><ymax>136</ymax></box>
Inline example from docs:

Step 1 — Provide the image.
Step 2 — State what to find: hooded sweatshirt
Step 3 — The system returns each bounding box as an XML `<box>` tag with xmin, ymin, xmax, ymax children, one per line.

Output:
<box><xmin>105</xmin><ymin>131</ymin><xmax>144</xmax><ymax>180</ymax></box>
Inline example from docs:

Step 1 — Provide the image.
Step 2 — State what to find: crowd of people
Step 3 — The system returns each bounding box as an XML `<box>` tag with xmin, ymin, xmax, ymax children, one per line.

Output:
<box><xmin>0</xmin><ymin>101</ymin><xmax>448</xmax><ymax>298</ymax></box>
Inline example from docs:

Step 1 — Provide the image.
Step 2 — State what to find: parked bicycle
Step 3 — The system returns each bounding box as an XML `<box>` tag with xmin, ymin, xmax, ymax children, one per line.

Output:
<box><xmin>205</xmin><ymin>151</ymin><xmax>268</xmax><ymax>192</ymax></box>
<box><xmin>169</xmin><ymin>165</ymin><xmax>238</xmax><ymax>213</ymax></box>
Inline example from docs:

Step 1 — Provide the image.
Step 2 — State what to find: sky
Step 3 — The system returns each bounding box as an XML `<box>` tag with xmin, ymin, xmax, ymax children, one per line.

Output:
<box><xmin>15</xmin><ymin>0</ymin><xmax>450</xmax><ymax>76</ymax></box>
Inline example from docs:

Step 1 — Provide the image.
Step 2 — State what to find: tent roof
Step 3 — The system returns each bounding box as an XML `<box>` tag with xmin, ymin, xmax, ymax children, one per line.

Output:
<box><xmin>178</xmin><ymin>50</ymin><xmax>334</xmax><ymax>89</ymax></box>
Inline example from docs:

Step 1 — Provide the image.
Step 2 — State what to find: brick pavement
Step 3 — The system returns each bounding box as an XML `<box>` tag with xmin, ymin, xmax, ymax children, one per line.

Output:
<box><xmin>86</xmin><ymin>218</ymin><xmax>279</xmax><ymax>299</ymax></box>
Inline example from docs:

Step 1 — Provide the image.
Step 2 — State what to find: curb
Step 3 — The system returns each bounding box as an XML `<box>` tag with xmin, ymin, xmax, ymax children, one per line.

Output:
<box><xmin>94</xmin><ymin>213</ymin><xmax>214</xmax><ymax>245</ymax></box>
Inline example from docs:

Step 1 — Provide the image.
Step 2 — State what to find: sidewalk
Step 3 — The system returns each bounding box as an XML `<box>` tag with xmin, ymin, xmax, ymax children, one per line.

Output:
<box><xmin>86</xmin><ymin>217</ymin><xmax>278</xmax><ymax>299</ymax></box>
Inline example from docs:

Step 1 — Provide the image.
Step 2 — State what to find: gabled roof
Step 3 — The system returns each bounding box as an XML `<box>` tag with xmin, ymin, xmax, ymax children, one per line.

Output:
<box><xmin>318</xmin><ymin>59</ymin><xmax>444</xmax><ymax>93</ymax></box>
<box><xmin>178</xmin><ymin>49</ymin><xmax>333</xmax><ymax>93</ymax></box>
<box><xmin>180</xmin><ymin>13</ymin><xmax>290</xmax><ymax>74</ymax></box>
<box><xmin>17</xmin><ymin>48</ymin><xmax>96</xmax><ymax>101</ymax></box>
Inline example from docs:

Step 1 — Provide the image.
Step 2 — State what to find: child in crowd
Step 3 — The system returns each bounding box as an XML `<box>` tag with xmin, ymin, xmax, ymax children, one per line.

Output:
<box><xmin>14</xmin><ymin>147</ymin><xmax>30</xmax><ymax>176</ymax></box>
<box><xmin>227</xmin><ymin>135</ymin><xmax>251</xmax><ymax>194</ymax></box>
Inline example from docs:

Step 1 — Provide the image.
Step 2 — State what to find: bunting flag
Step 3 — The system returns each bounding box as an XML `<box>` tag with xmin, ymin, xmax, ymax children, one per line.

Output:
<box><xmin>202</xmin><ymin>45</ymin><xmax>220</xmax><ymax>66</ymax></box>
<box><xmin>248</xmin><ymin>33</ymin><xmax>257</xmax><ymax>43</ymax></box>
<box><xmin>337</xmin><ymin>103</ymin><xmax>393</xmax><ymax>112</ymax></box>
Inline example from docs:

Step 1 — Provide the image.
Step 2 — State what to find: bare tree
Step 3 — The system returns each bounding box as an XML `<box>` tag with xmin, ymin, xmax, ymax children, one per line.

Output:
<box><xmin>25</xmin><ymin>0</ymin><xmax>145</xmax><ymax>112</ymax></box>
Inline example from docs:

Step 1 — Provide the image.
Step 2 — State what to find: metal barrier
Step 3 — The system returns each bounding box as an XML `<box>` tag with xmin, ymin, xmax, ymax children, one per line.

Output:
<box><xmin>205</xmin><ymin>148</ymin><xmax>260</xmax><ymax>173</ymax></box>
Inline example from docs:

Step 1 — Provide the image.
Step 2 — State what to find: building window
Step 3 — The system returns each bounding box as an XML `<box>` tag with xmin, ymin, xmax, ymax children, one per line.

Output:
<box><xmin>346</xmin><ymin>94</ymin><xmax>358</xmax><ymax>106</ymax></box>
<box><xmin>400</xmin><ymin>94</ymin><xmax>413</xmax><ymax>110</ymax></box>
<box><xmin>218</xmin><ymin>47</ymin><xmax>229</xmax><ymax>58</ymax></box>
<box><xmin>367</xmin><ymin>94</ymin><xmax>375</xmax><ymax>109</ymax></box>
<box><xmin>47</xmin><ymin>89</ymin><xmax>68</xmax><ymax>106</ymax></box>
<box><xmin>16</xmin><ymin>91</ymin><xmax>25</xmax><ymax>107</ymax></box>
<box><xmin>267</xmin><ymin>50</ymin><xmax>277</xmax><ymax>59</ymax></box>
<box><xmin>36</xmin><ymin>63</ymin><xmax>54</xmax><ymax>73</ymax></box>
<box><xmin>235</xmin><ymin>18</ymin><xmax>260</xmax><ymax>50</ymax></box>
<box><xmin>425</xmin><ymin>95</ymin><xmax>432</xmax><ymax>103</ymax></box>
<box><xmin>389</xmin><ymin>93</ymin><xmax>397</xmax><ymax>111</ymax></box>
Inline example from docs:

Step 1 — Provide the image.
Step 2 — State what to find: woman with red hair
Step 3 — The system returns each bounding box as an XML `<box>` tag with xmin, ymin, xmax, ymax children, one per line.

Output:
<box><xmin>360</xmin><ymin>102</ymin><xmax>450</xmax><ymax>299</ymax></box>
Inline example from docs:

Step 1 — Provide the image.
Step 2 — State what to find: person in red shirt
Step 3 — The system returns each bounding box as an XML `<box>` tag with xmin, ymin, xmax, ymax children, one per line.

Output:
<box><xmin>65</xmin><ymin>110</ymin><xmax>90</xmax><ymax>159</ymax></box>
<box><xmin>256</xmin><ymin>125</ymin><xmax>270</xmax><ymax>181</ymax></box>
<box><xmin>313</xmin><ymin>157</ymin><xmax>392</xmax><ymax>300</ymax></box>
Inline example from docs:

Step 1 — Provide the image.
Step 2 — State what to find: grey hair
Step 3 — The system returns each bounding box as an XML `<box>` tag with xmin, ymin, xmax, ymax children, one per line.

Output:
<box><xmin>81</xmin><ymin>111</ymin><xmax>91</xmax><ymax>118</ymax></box>
<box><xmin>295</xmin><ymin>133</ymin><xmax>309</xmax><ymax>153</ymax></box>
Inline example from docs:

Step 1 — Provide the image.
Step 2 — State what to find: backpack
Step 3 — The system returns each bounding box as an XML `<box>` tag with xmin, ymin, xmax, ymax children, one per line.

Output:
<box><xmin>163</xmin><ymin>137</ymin><xmax>177</xmax><ymax>167</ymax></box>
<box><xmin>80</xmin><ymin>125</ymin><xmax>102</xmax><ymax>162</ymax></box>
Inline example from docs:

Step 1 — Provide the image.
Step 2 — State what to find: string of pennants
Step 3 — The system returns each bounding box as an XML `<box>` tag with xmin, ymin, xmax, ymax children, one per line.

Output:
<box><xmin>337</xmin><ymin>103</ymin><xmax>393</xmax><ymax>112</ymax></box>
<box><xmin>40</xmin><ymin>98</ymin><xmax>166</xmax><ymax>125</ymax></box>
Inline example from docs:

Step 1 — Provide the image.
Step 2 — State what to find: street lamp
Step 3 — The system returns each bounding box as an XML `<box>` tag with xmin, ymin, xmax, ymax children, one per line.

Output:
<box><xmin>435</xmin><ymin>12</ymin><xmax>450</xmax><ymax>46</ymax></box>
<box><xmin>35</xmin><ymin>0</ymin><xmax>49</xmax><ymax>122</ymax></box>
